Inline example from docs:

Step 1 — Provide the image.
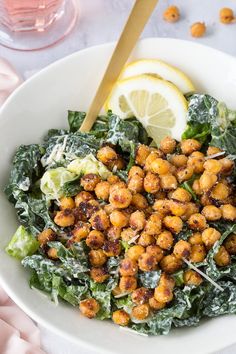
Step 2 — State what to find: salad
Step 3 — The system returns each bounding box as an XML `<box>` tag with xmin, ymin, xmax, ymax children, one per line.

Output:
<box><xmin>4</xmin><ymin>60</ymin><xmax>236</xmax><ymax>336</ymax></box>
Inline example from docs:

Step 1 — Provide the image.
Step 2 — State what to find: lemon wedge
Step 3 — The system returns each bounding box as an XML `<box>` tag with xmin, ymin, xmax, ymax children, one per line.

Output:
<box><xmin>119</xmin><ymin>59</ymin><xmax>195</xmax><ymax>95</ymax></box>
<box><xmin>105</xmin><ymin>74</ymin><xmax>188</xmax><ymax>144</ymax></box>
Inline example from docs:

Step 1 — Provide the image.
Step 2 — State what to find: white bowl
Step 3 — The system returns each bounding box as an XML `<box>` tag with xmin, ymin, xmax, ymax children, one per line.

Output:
<box><xmin>0</xmin><ymin>38</ymin><xmax>236</xmax><ymax>354</ymax></box>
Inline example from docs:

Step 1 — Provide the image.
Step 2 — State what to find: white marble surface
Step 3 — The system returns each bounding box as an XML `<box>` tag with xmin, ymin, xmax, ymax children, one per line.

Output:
<box><xmin>1</xmin><ymin>0</ymin><xmax>236</xmax><ymax>353</ymax></box>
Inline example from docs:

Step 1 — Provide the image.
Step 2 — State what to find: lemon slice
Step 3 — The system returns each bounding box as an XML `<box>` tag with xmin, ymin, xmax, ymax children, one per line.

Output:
<box><xmin>119</xmin><ymin>59</ymin><xmax>195</xmax><ymax>95</ymax></box>
<box><xmin>105</xmin><ymin>75</ymin><xmax>188</xmax><ymax>144</ymax></box>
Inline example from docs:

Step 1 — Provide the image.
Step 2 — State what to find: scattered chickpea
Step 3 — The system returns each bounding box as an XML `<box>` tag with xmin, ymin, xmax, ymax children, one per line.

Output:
<box><xmin>214</xmin><ymin>246</ymin><xmax>231</xmax><ymax>267</ymax></box>
<box><xmin>112</xmin><ymin>310</ymin><xmax>130</xmax><ymax>326</ymax></box>
<box><xmin>75</xmin><ymin>191</ymin><xmax>93</xmax><ymax>207</ymax></box>
<box><xmin>143</xmin><ymin>172</ymin><xmax>160</xmax><ymax>194</ymax></box>
<box><xmin>173</xmin><ymin>240</ymin><xmax>191</xmax><ymax>259</ymax></box>
<box><xmin>90</xmin><ymin>267</ymin><xmax>109</xmax><ymax>283</ymax></box>
<box><xmin>176</xmin><ymin>166</ymin><xmax>194</xmax><ymax>183</ymax></box>
<box><xmin>149</xmin><ymin>297</ymin><xmax>166</xmax><ymax>310</ymax></box>
<box><xmin>103</xmin><ymin>240</ymin><xmax>121</xmax><ymax>257</ymax></box>
<box><xmin>54</xmin><ymin>209</ymin><xmax>75</xmax><ymax>227</ymax></box>
<box><xmin>86</xmin><ymin>230</ymin><xmax>105</xmax><ymax>249</ymax></box>
<box><xmin>220</xmin><ymin>204</ymin><xmax>236</xmax><ymax>221</ymax></box>
<box><xmin>119</xmin><ymin>276</ymin><xmax>137</xmax><ymax>293</ymax></box>
<box><xmin>71</xmin><ymin>221</ymin><xmax>91</xmax><ymax>242</ymax></box>
<box><xmin>163</xmin><ymin>215</ymin><xmax>183</xmax><ymax>234</ymax></box>
<box><xmin>169</xmin><ymin>200</ymin><xmax>187</xmax><ymax>216</ymax></box>
<box><xmin>128</xmin><ymin>166</ymin><xmax>145</xmax><ymax>178</ymax></box>
<box><xmin>184</xmin><ymin>269</ymin><xmax>202</xmax><ymax>286</ymax></box>
<box><xmin>154</xmin><ymin>285</ymin><xmax>173</xmax><ymax>303</ymax></box>
<box><xmin>156</xmin><ymin>230</ymin><xmax>174</xmax><ymax>250</ymax></box>
<box><xmin>59</xmin><ymin>196</ymin><xmax>75</xmax><ymax>210</ymax></box>
<box><xmin>47</xmin><ymin>247</ymin><xmax>58</xmax><ymax>260</ymax></box>
<box><xmin>146</xmin><ymin>245</ymin><xmax>164</xmax><ymax>262</ymax></box>
<box><xmin>150</xmin><ymin>158</ymin><xmax>170</xmax><ymax>175</ymax></box>
<box><xmin>211</xmin><ymin>183</ymin><xmax>229</xmax><ymax>200</ymax></box>
<box><xmin>163</xmin><ymin>5</ymin><xmax>180</xmax><ymax>23</ymax></box>
<box><xmin>160</xmin><ymin>174</ymin><xmax>178</xmax><ymax>190</ymax></box>
<box><xmin>202</xmin><ymin>228</ymin><xmax>221</xmax><ymax>249</ymax></box>
<box><xmin>145</xmin><ymin>213</ymin><xmax>162</xmax><ymax>235</ymax></box>
<box><xmin>89</xmin><ymin>209</ymin><xmax>110</xmax><ymax>231</ymax></box>
<box><xmin>38</xmin><ymin>228</ymin><xmax>56</xmax><ymax>246</ymax></box>
<box><xmin>192</xmin><ymin>179</ymin><xmax>202</xmax><ymax>195</ymax></box>
<box><xmin>127</xmin><ymin>245</ymin><xmax>145</xmax><ymax>261</ymax></box>
<box><xmin>89</xmin><ymin>249</ymin><xmax>107</xmax><ymax>266</ymax></box>
<box><xmin>109</xmin><ymin>188</ymin><xmax>132</xmax><ymax>209</ymax></box>
<box><xmin>171</xmin><ymin>187</ymin><xmax>192</xmax><ymax>202</ymax></box>
<box><xmin>128</xmin><ymin>174</ymin><xmax>144</xmax><ymax>193</ymax></box>
<box><xmin>80</xmin><ymin>298</ymin><xmax>100</xmax><ymax>319</ymax></box>
<box><xmin>121</xmin><ymin>227</ymin><xmax>136</xmax><ymax>242</ymax></box>
<box><xmin>189</xmin><ymin>232</ymin><xmax>203</xmax><ymax>245</ymax></box>
<box><xmin>132</xmin><ymin>287</ymin><xmax>153</xmax><ymax>305</ymax></box>
<box><xmin>131</xmin><ymin>304</ymin><xmax>150</xmax><ymax>320</ymax></box>
<box><xmin>219</xmin><ymin>158</ymin><xmax>234</xmax><ymax>175</ymax></box>
<box><xmin>97</xmin><ymin>146</ymin><xmax>117</xmax><ymax>165</ymax></box>
<box><xmin>219</xmin><ymin>7</ymin><xmax>235</xmax><ymax>24</ymax></box>
<box><xmin>106</xmin><ymin>226</ymin><xmax>122</xmax><ymax>241</ymax></box>
<box><xmin>206</xmin><ymin>146</ymin><xmax>222</xmax><ymax>156</ymax></box>
<box><xmin>181</xmin><ymin>139</ymin><xmax>201</xmax><ymax>155</ymax></box>
<box><xmin>119</xmin><ymin>258</ymin><xmax>138</xmax><ymax>276</ymax></box>
<box><xmin>138</xmin><ymin>232</ymin><xmax>155</xmax><ymax>247</ymax></box>
<box><xmin>153</xmin><ymin>199</ymin><xmax>170</xmax><ymax>215</ymax></box>
<box><xmin>131</xmin><ymin>193</ymin><xmax>148</xmax><ymax>209</ymax></box>
<box><xmin>138</xmin><ymin>253</ymin><xmax>157</xmax><ymax>271</ymax></box>
<box><xmin>202</xmin><ymin>205</ymin><xmax>222</xmax><ymax>221</ymax></box>
<box><xmin>80</xmin><ymin>173</ymin><xmax>101</xmax><ymax>191</ymax></box>
<box><xmin>160</xmin><ymin>254</ymin><xmax>182</xmax><ymax>273</ymax></box>
<box><xmin>224</xmin><ymin>234</ymin><xmax>236</xmax><ymax>255</ymax></box>
<box><xmin>188</xmin><ymin>213</ymin><xmax>207</xmax><ymax>231</ymax></box>
<box><xmin>110</xmin><ymin>210</ymin><xmax>129</xmax><ymax>228</ymax></box>
<box><xmin>190</xmin><ymin>244</ymin><xmax>206</xmax><ymax>262</ymax></box>
<box><xmin>129</xmin><ymin>210</ymin><xmax>146</xmax><ymax>231</ymax></box>
<box><xmin>135</xmin><ymin>144</ymin><xmax>151</xmax><ymax>166</ymax></box>
<box><xmin>95</xmin><ymin>181</ymin><xmax>110</xmax><ymax>201</ymax></box>
<box><xmin>188</xmin><ymin>151</ymin><xmax>205</xmax><ymax>174</ymax></box>
<box><xmin>204</xmin><ymin>159</ymin><xmax>222</xmax><ymax>174</ymax></box>
<box><xmin>107</xmin><ymin>174</ymin><xmax>120</xmax><ymax>185</ymax></box>
<box><xmin>170</xmin><ymin>154</ymin><xmax>188</xmax><ymax>168</ymax></box>
<box><xmin>160</xmin><ymin>136</ymin><xmax>177</xmax><ymax>154</ymax></box>
<box><xmin>190</xmin><ymin>22</ymin><xmax>206</xmax><ymax>38</ymax></box>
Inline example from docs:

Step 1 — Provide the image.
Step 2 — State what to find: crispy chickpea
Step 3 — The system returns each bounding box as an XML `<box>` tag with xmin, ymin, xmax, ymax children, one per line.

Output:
<box><xmin>150</xmin><ymin>158</ymin><xmax>170</xmax><ymax>175</ymax></box>
<box><xmin>163</xmin><ymin>5</ymin><xmax>180</xmax><ymax>23</ymax></box>
<box><xmin>86</xmin><ymin>230</ymin><xmax>105</xmax><ymax>249</ymax></box>
<box><xmin>80</xmin><ymin>173</ymin><xmax>101</xmax><ymax>192</ymax></box>
<box><xmin>138</xmin><ymin>253</ymin><xmax>157</xmax><ymax>271</ymax></box>
<box><xmin>187</xmin><ymin>151</ymin><xmax>205</xmax><ymax>174</ymax></box>
<box><xmin>75</xmin><ymin>191</ymin><xmax>93</xmax><ymax>207</ymax></box>
<box><xmin>119</xmin><ymin>258</ymin><xmax>138</xmax><ymax>276</ymax></box>
<box><xmin>170</xmin><ymin>154</ymin><xmax>188</xmax><ymax>168</ymax></box>
<box><xmin>78</xmin><ymin>199</ymin><xmax>100</xmax><ymax>219</ymax></box>
<box><xmin>103</xmin><ymin>240</ymin><xmax>121</xmax><ymax>257</ymax></box>
<box><xmin>192</xmin><ymin>179</ymin><xmax>202</xmax><ymax>195</ymax></box>
<box><xmin>129</xmin><ymin>210</ymin><xmax>146</xmax><ymax>231</ymax></box>
<box><xmin>173</xmin><ymin>240</ymin><xmax>191</xmax><ymax>259</ymax></box>
<box><xmin>207</xmin><ymin>146</ymin><xmax>222</xmax><ymax>156</ymax></box>
<box><xmin>131</xmin><ymin>193</ymin><xmax>148</xmax><ymax>209</ymax></box>
<box><xmin>163</xmin><ymin>216</ymin><xmax>183</xmax><ymax>234</ymax></box>
<box><xmin>89</xmin><ymin>209</ymin><xmax>110</xmax><ymax>231</ymax></box>
<box><xmin>190</xmin><ymin>244</ymin><xmax>206</xmax><ymax>262</ymax></box>
<box><xmin>59</xmin><ymin>196</ymin><xmax>75</xmax><ymax>210</ymax></box>
<box><xmin>121</xmin><ymin>227</ymin><xmax>136</xmax><ymax>242</ymax></box>
<box><xmin>219</xmin><ymin>7</ymin><xmax>234</xmax><ymax>24</ymax></box>
<box><xmin>219</xmin><ymin>158</ymin><xmax>234</xmax><ymax>175</ymax></box>
<box><xmin>149</xmin><ymin>297</ymin><xmax>166</xmax><ymax>310</ymax></box>
<box><xmin>104</xmin><ymin>204</ymin><xmax>116</xmax><ymax>215</ymax></box>
<box><xmin>181</xmin><ymin>139</ymin><xmax>201</xmax><ymax>155</ymax></box>
<box><xmin>146</xmin><ymin>245</ymin><xmax>164</xmax><ymax>262</ymax></box>
<box><xmin>131</xmin><ymin>304</ymin><xmax>150</xmax><ymax>320</ymax></box>
<box><xmin>204</xmin><ymin>159</ymin><xmax>222</xmax><ymax>174</ymax></box>
<box><xmin>224</xmin><ymin>234</ymin><xmax>236</xmax><ymax>255</ymax></box>
<box><xmin>214</xmin><ymin>246</ymin><xmax>231</xmax><ymax>266</ymax></box>
<box><xmin>199</xmin><ymin>172</ymin><xmax>217</xmax><ymax>192</ymax></box>
<box><xmin>97</xmin><ymin>146</ymin><xmax>117</xmax><ymax>165</ymax></box>
<box><xmin>138</xmin><ymin>232</ymin><xmax>155</xmax><ymax>247</ymax></box>
<box><xmin>127</xmin><ymin>245</ymin><xmax>145</xmax><ymax>261</ymax></box>
<box><xmin>112</xmin><ymin>310</ymin><xmax>130</xmax><ymax>326</ymax></box>
<box><xmin>176</xmin><ymin>166</ymin><xmax>194</xmax><ymax>183</ymax></box>
<box><xmin>188</xmin><ymin>213</ymin><xmax>207</xmax><ymax>231</ymax></box>
<box><xmin>184</xmin><ymin>270</ymin><xmax>202</xmax><ymax>286</ymax></box>
<box><xmin>202</xmin><ymin>228</ymin><xmax>221</xmax><ymax>249</ymax></box>
<box><xmin>106</xmin><ymin>226</ymin><xmax>121</xmax><ymax>241</ymax></box>
<box><xmin>154</xmin><ymin>285</ymin><xmax>173</xmax><ymax>303</ymax></box>
<box><xmin>119</xmin><ymin>276</ymin><xmax>137</xmax><ymax>293</ymax></box>
<box><xmin>94</xmin><ymin>181</ymin><xmax>110</xmax><ymax>201</ymax></box>
<box><xmin>171</xmin><ymin>187</ymin><xmax>192</xmax><ymax>202</ymax></box>
<box><xmin>38</xmin><ymin>228</ymin><xmax>56</xmax><ymax>246</ymax></box>
<box><xmin>189</xmin><ymin>232</ymin><xmax>203</xmax><ymax>245</ymax></box>
<box><xmin>135</xmin><ymin>144</ymin><xmax>151</xmax><ymax>166</ymax></box>
<box><xmin>128</xmin><ymin>174</ymin><xmax>144</xmax><ymax>193</ymax></box>
<box><xmin>90</xmin><ymin>267</ymin><xmax>109</xmax><ymax>283</ymax></box>
<box><xmin>153</xmin><ymin>199</ymin><xmax>170</xmax><ymax>215</ymax></box>
<box><xmin>202</xmin><ymin>205</ymin><xmax>222</xmax><ymax>221</ymax></box>
<box><xmin>169</xmin><ymin>200</ymin><xmax>187</xmax><ymax>216</ymax></box>
<box><xmin>190</xmin><ymin>22</ymin><xmax>206</xmax><ymax>38</ymax></box>
<box><xmin>108</xmin><ymin>156</ymin><xmax>125</xmax><ymax>171</ymax></box>
<box><xmin>110</xmin><ymin>210</ymin><xmax>129</xmax><ymax>228</ymax></box>
<box><xmin>156</xmin><ymin>230</ymin><xmax>174</xmax><ymax>250</ymax></box>
<box><xmin>160</xmin><ymin>174</ymin><xmax>177</xmax><ymax>190</ymax></box>
<box><xmin>211</xmin><ymin>183</ymin><xmax>229</xmax><ymax>200</ymax></box>
<box><xmin>143</xmin><ymin>172</ymin><xmax>160</xmax><ymax>194</ymax></box>
<box><xmin>109</xmin><ymin>188</ymin><xmax>132</xmax><ymax>209</ymax></box>
<box><xmin>145</xmin><ymin>213</ymin><xmax>162</xmax><ymax>235</ymax></box>
<box><xmin>89</xmin><ymin>249</ymin><xmax>107</xmax><ymax>266</ymax></box>
<box><xmin>200</xmin><ymin>194</ymin><xmax>212</xmax><ymax>207</ymax></box>
<box><xmin>160</xmin><ymin>136</ymin><xmax>176</xmax><ymax>154</ymax></box>
<box><xmin>131</xmin><ymin>287</ymin><xmax>153</xmax><ymax>305</ymax></box>
<box><xmin>107</xmin><ymin>174</ymin><xmax>120</xmax><ymax>184</ymax></box>
<box><xmin>160</xmin><ymin>254</ymin><xmax>182</xmax><ymax>273</ymax></box>
<box><xmin>54</xmin><ymin>209</ymin><xmax>75</xmax><ymax>227</ymax></box>
<box><xmin>182</xmin><ymin>202</ymin><xmax>199</xmax><ymax>221</ymax></box>
<box><xmin>71</xmin><ymin>221</ymin><xmax>91</xmax><ymax>242</ymax></box>
<box><xmin>144</xmin><ymin>151</ymin><xmax>161</xmax><ymax>171</ymax></box>
<box><xmin>79</xmin><ymin>298</ymin><xmax>100</xmax><ymax>319</ymax></box>
<box><xmin>159</xmin><ymin>273</ymin><xmax>175</xmax><ymax>289</ymax></box>
<box><xmin>128</xmin><ymin>165</ymin><xmax>145</xmax><ymax>178</ymax></box>
<box><xmin>47</xmin><ymin>247</ymin><xmax>58</xmax><ymax>259</ymax></box>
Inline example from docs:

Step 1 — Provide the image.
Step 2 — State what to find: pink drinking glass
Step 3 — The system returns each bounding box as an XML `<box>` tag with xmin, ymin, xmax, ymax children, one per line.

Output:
<box><xmin>0</xmin><ymin>0</ymin><xmax>78</xmax><ymax>51</ymax></box>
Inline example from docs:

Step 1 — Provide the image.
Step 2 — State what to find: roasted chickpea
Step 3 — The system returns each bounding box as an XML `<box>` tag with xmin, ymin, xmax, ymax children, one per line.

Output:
<box><xmin>127</xmin><ymin>245</ymin><xmax>145</xmax><ymax>261</ymax></box>
<box><xmin>207</xmin><ymin>146</ymin><xmax>222</xmax><ymax>156</ymax></box>
<box><xmin>190</xmin><ymin>244</ymin><xmax>206</xmax><ymax>262</ymax></box>
<box><xmin>71</xmin><ymin>221</ymin><xmax>91</xmax><ymax>242</ymax></box>
<box><xmin>192</xmin><ymin>179</ymin><xmax>202</xmax><ymax>195</ymax></box>
<box><xmin>138</xmin><ymin>232</ymin><xmax>155</xmax><ymax>247</ymax></box>
<box><xmin>107</xmin><ymin>174</ymin><xmax>120</xmax><ymax>185</ymax></box>
<box><xmin>119</xmin><ymin>258</ymin><xmax>138</xmax><ymax>276</ymax></box>
<box><xmin>128</xmin><ymin>174</ymin><xmax>144</xmax><ymax>193</ymax></box>
<box><xmin>156</xmin><ymin>230</ymin><xmax>174</xmax><ymax>250</ymax></box>
<box><xmin>128</xmin><ymin>165</ymin><xmax>145</xmax><ymax>178</ymax></box>
<box><xmin>170</xmin><ymin>154</ymin><xmax>188</xmax><ymax>168</ymax></box>
<box><xmin>77</xmin><ymin>199</ymin><xmax>100</xmax><ymax>219</ymax></box>
<box><xmin>38</xmin><ymin>228</ymin><xmax>56</xmax><ymax>246</ymax></box>
<box><xmin>163</xmin><ymin>5</ymin><xmax>180</xmax><ymax>23</ymax></box>
<box><xmin>75</xmin><ymin>191</ymin><xmax>93</xmax><ymax>207</ymax></box>
<box><xmin>131</xmin><ymin>287</ymin><xmax>153</xmax><ymax>305</ymax></box>
<box><xmin>189</xmin><ymin>232</ymin><xmax>203</xmax><ymax>245</ymax></box>
<box><xmin>90</xmin><ymin>267</ymin><xmax>109</xmax><ymax>283</ymax></box>
<box><xmin>108</xmin><ymin>156</ymin><xmax>126</xmax><ymax>171</ymax></box>
<box><xmin>79</xmin><ymin>298</ymin><xmax>100</xmax><ymax>319</ymax></box>
<box><xmin>160</xmin><ymin>174</ymin><xmax>177</xmax><ymax>190</ymax></box>
<box><xmin>54</xmin><ymin>209</ymin><xmax>75</xmax><ymax>227</ymax></box>
<box><xmin>169</xmin><ymin>200</ymin><xmax>187</xmax><ymax>216</ymax></box>
<box><xmin>200</xmin><ymin>193</ymin><xmax>212</xmax><ymax>207</ymax></box>
<box><xmin>149</xmin><ymin>297</ymin><xmax>166</xmax><ymax>310</ymax></box>
<box><xmin>86</xmin><ymin>230</ymin><xmax>105</xmax><ymax>249</ymax></box>
<box><xmin>219</xmin><ymin>7</ymin><xmax>234</xmax><ymax>24</ymax></box>
<box><xmin>129</xmin><ymin>210</ymin><xmax>146</xmax><ymax>231</ymax></box>
<box><xmin>150</xmin><ymin>158</ymin><xmax>170</xmax><ymax>175</ymax></box>
<box><xmin>176</xmin><ymin>166</ymin><xmax>194</xmax><ymax>183</ymax></box>
<box><xmin>171</xmin><ymin>187</ymin><xmax>192</xmax><ymax>202</ymax></box>
<box><xmin>106</xmin><ymin>226</ymin><xmax>122</xmax><ymax>241</ymax></box>
<box><xmin>188</xmin><ymin>213</ymin><xmax>207</xmax><ymax>231</ymax></box>
<box><xmin>154</xmin><ymin>285</ymin><xmax>173</xmax><ymax>303</ymax></box>
<box><xmin>214</xmin><ymin>246</ymin><xmax>231</xmax><ymax>266</ymax></box>
<box><xmin>143</xmin><ymin>172</ymin><xmax>160</xmax><ymax>194</ymax></box>
<box><xmin>121</xmin><ymin>227</ymin><xmax>136</xmax><ymax>242</ymax></box>
<box><xmin>211</xmin><ymin>183</ymin><xmax>229</xmax><ymax>200</ymax></box>
<box><xmin>160</xmin><ymin>254</ymin><xmax>182</xmax><ymax>273</ymax></box>
<box><xmin>119</xmin><ymin>276</ymin><xmax>137</xmax><ymax>293</ymax></box>
<box><xmin>159</xmin><ymin>273</ymin><xmax>175</xmax><ymax>289</ymax></box>
<box><xmin>104</xmin><ymin>204</ymin><xmax>116</xmax><ymax>215</ymax></box>
<box><xmin>182</xmin><ymin>202</ymin><xmax>199</xmax><ymax>221</ymax></box>
<box><xmin>47</xmin><ymin>247</ymin><xmax>58</xmax><ymax>259</ymax></box>
<box><xmin>199</xmin><ymin>172</ymin><xmax>217</xmax><ymax>192</ymax></box>
<box><xmin>109</xmin><ymin>182</ymin><xmax>127</xmax><ymax>194</ymax></box>
<box><xmin>153</xmin><ymin>199</ymin><xmax>170</xmax><ymax>215</ymax></box>
<box><xmin>181</xmin><ymin>139</ymin><xmax>201</xmax><ymax>155</ymax></box>
<box><xmin>204</xmin><ymin>159</ymin><xmax>222</xmax><ymax>174</ymax></box>
<box><xmin>135</xmin><ymin>144</ymin><xmax>151</xmax><ymax>166</ymax></box>
<box><xmin>173</xmin><ymin>240</ymin><xmax>191</xmax><ymax>259</ymax></box>
<box><xmin>89</xmin><ymin>209</ymin><xmax>110</xmax><ymax>231</ymax></box>
<box><xmin>131</xmin><ymin>193</ymin><xmax>148</xmax><ymax>209</ymax></box>
<box><xmin>97</xmin><ymin>146</ymin><xmax>117</xmax><ymax>165</ymax></box>
<box><xmin>145</xmin><ymin>213</ymin><xmax>162</xmax><ymax>235</ymax></box>
<box><xmin>110</xmin><ymin>210</ymin><xmax>129</xmax><ymax>228</ymax></box>
<box><xmin>103</xmin><ymin>240</ymin><xmax>121</xmax><ymax>257</ymax></box>
<box><xmin>163</xmin><ymin>216</ymin><xmax>183</xmax><ymax>234</ymax></box>
<box><xmin>187</xmin><ymin>151</ymin><xmax>205</xmax><ymax>174</ymax></box>
<box><xmin>112</xmin><ymin>310</ymin><xmax>130</xmax><ymax>326</ymax></box>
<box><xmin>190</xmin><ymin>22</ymin><xmax>206</xmax><ymax>38</ymax></box>
<box><xmin>138</xmin><ymin>253</ymin><xmax>157</xmax><ymax>271</ymax></box>
<box><xmin>202</xmin><ymin>228</ymin><xmax>221</xmax><ymax>249</ymax></box>
<box><xmin>160</xmin><ymin>136</ymin><xmax>176</xmax><ymax>154</ymax></box>
<box><xmin>202</xmin><ymin>205</ymin><xmax>222</xmax><ymax>221</ymax></box>
<box><xmin>184</xmin><ymin>269</ymin><xmax>202</xmax><ymax>286</ymax></box>
<box><xmin>94</xmin><ymin>181</ymin><xmax>110</xmax><ymax>201</ymax></box>
<box><xmin>146</xmin><ymin>245</ymin><xmax>164</xmax><ymax>262</ymax></box>
<box><xmin>109</xmin><ymin>188</ymin><xmax>132</xmax><ymax>209</ymax></box>
<box><xmin>80</xmin><ymin>173</ymin><xmax>101</xmax><ymax>191</ymax></box>
<box><xmin>59</xmin><ymin>196</ymin><xmax>75</xmax><ymax>210</ymax></box>
<box><xmin>220</xmin><ymin>204</ymin><xmax>236</xmax><ymax>222</ymax></box>
<box><xmin>219</xmin><ymin>158</ymin><xmax>234</xmax><ymax>174</ymax></box>
<box><xmin>131</xmin><ymin>304</ymin><xmax>150</xmax><ymax>320</ymax></box>
<box><xmin>89</xmin><ymin>249</ymin><xmax>107</xmax><ymax>266</ymax></box>
<box><xmin>224</xmin><ymin>234</ymin><xmax>236</xmax><ymax>255</ymax></box>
